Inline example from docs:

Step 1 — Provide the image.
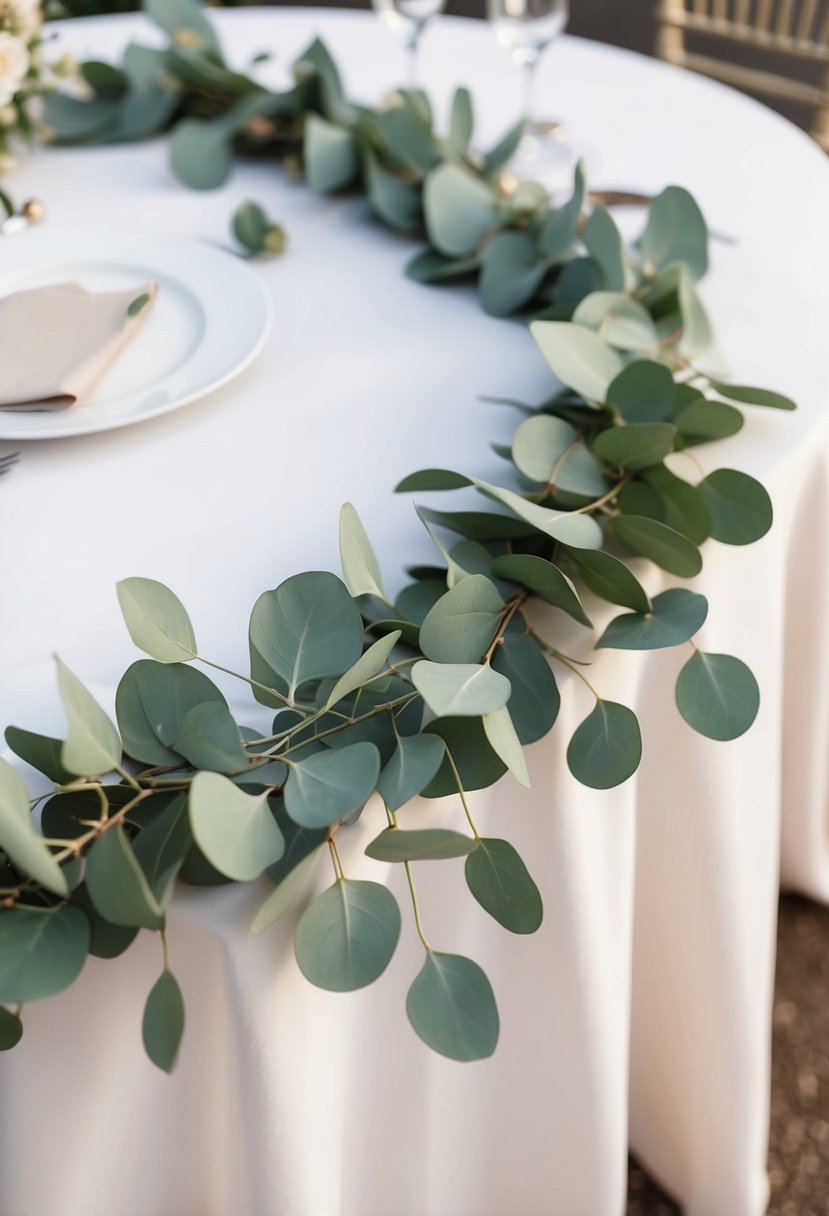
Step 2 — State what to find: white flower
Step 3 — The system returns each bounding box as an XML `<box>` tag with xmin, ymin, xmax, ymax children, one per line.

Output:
<box><xmin>0</xmin><ymin>32</ymin><xmax>28</xmax><ymax>107</ymax></box>
<box><xmin>0</xmin><ymin>1</ymin><xmax>41</xmax><ymax>40</ymax></box>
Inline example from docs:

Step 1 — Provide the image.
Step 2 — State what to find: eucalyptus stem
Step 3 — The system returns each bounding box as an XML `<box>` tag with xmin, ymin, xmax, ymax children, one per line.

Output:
<box><xmin>327</xmin><ymin>836</ymin><xmax>345</xmax><ymax>882</ymax></box>
<box><xmin>404</xmin><ymin>861</ymin><xmax>432</xmax><ymax>951</ymax></box>
<box><xmin>445</xmin><ymin>752</ymin><xmax>480</xmax><ymax>841</ymax></box>
<box><xmin>197</xmin><ymin>655</ymin><xmax>291</xmax><ymax>706</ymax></box>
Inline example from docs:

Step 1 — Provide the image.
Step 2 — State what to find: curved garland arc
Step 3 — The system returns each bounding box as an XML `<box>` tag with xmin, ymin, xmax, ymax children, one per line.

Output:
<box><xmin>0</xmin><ymin>0</ymin><xmax>796</xmax><ymax>1068</ymax></box>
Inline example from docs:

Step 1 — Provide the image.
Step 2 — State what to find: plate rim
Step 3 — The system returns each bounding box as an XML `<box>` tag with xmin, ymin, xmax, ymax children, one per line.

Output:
<box><xmin>0</xmin><ymin>229</ymin><xmax>274</xmax><ymax>441</ymax></box>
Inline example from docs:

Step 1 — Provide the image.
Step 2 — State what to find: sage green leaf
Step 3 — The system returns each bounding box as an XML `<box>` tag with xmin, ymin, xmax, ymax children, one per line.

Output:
<box><xmin>597</xmin><ymin>588</ymin><xmax>708</xmax><ymax>650</ymax></box>
<box><xmin>232</xmin><ymin>200</ymin><xmax>269</xmax><ymax>254</ymax></box>
<box><xmin>412</xmin><ymin>661</ymin><xmax>511</xmax><ymax>718</ymax></box>
<box><xmin>592</xmin><ymin>422</ymin><xmax>677</xmax><ymax>471</ymax></box>
<box><xmin>377</xmin><ymin>734</ymin><xmax>446</xmax><ymax>811</ymax></box>
<box><xmin>304</xmin><ymin>113</ymin><xmax>357</xmax><ymax>193</ymax></box>
<box><xmin>573</xmin><ymin>293</ymin><xmax>657</xmax><ymax>353</ymax></box>
<box><xmin>170</xmin><ymin>118</ymin><xmax>233</xmax><ymax>190</ymax></box>
<box><xmin>324</xmin><ymin>632</ymin><xmax>400</xmax><ymax>709</ymax></box>
<box><xmin>698</xmin><ymin>469</ymin><xmax>772</xmax><ymax>545</ymax></box>
<box><xmin>0</xmin><ymin>757</ymin><xmax>68</xmax><ymax>896</ymax></box>
<box><xmin>71</xmin><ymin>884</ymin><xmax>138</xmax><ymax>960</ymax></box>
<box><xmin>417</xmin><ymin>507</ymin><xmax>536</xmax><ymax>542</ymax></box>
<box><xmin>373</xmin><ymin>105</ymin><xmax>439</xmax><ymax>174</ymax></box>
<box><xmin>41</xmin><ymin>92</ymin><xmax>119</xmax><ymax>144</ymax></box>
<box><xmin>116</xmin><ymin>660</ymin><xmax>227</xmax><ymax>766</ymax></box>
<box><xmin>511</xmin><ymin>414</ymin><xmax>606</xmax><ymax>498</ymax></box>
<box><xmin>173</xmin><ymin>702</ymin><xmax>248</xmax><ymax>773</ymax></box>
<box><xmin>583</xmin><ymin>206</ymin><xmax>627</xmax><ymax>291</ymax></box>
<box><xmin>363</xmin><ymin>147</ymin><xmax>421</xmax><ymax>230</ymax></box>
<box><xmin>117</xmin><ymin>577</ymin><xmax>197</xmax><ymax>664</ymax></box>
<box><xmin>252</xmin><ymin>843</ymin><xmax>326</xmax><ymax>935</ymax></box>
<box><xmin>131</xmin><ymin>795</ymin><xmax>191</xmax><ymax>906</ymax></box>
<box><xmin>678</xmin><ymin>267</ymin><xmax>714</xmax><ymax>359</ymax></box>
<box><xmin>144</xmin><ymin>0</ymin><xmax>223</xmax><ymax>59</ymax></box>
<box><xmin>707</xmin><ymin>380</ymin><xmax>796</xmax><ymax>412</ymax></box>
<box><xmin>57</xmin><ymin>658</ymin><xmax>122</xmax><ymax>777</ymax></box>
<box><xmin>295</xmin><ymin>879</ymin><xmax>401</xmax><ymax>991</ymax></box>
<box><xmin>338</xmin><ymin>502</ymin><xmax>387</xmax><ymax>601</ymax></box>
<box><xmin>479</xmin><ymin>231</ymin><xmax>546</xmax><ymax>317</ymax></box>
<box><xmin>249</xmin><ymin>572</ymin><xmax>363</xmax><ymax>702</ymax></box>
<box><xmin>396</xmin><ymin>580</ymin><xmax>449</xmax><ymax>626</ymax></box>
<box><xmin>422</xmin><ymin>718</ymin><xmax>506</xmax><ymax>797</ymax></box>
<box><xmin>491</xmin><ymin>634</ymin><xmax>560</xmax><ymax>744</ymax></box>
<box><xmin>142</xmin><ymin>970</ymin><xmax>185</xmax><ymax>1074</ymax></box>
<box><xmin>491</xmin><ymin>555</ymin><xmax>591</xmax><ymax>626</ymax></box>
<box><xmin>284</xmin><ymin>741</ymin><xmax>380</xmax><ymax>828</ymax></box>
<box><xmin>482</xmin><ymin>119</ymin><xmax>524</xmax><ymax>176</ymax></box>
<box><xmin>530</xmin><ymin>320</ymin><xmax>623</xmax><ymax>404</ymax></box>
<box><xmin>675</xmin><ymin>397</ymin><xmax>743</xmax><ymax>445</ymax></box>
<box><xmin>406</xmin><ymin>951</ymin><xmax>499</xmax><ymax>1061</ymax></box>
<box><xmin>567</xmin><ymin>700</ymin><xmax>642</xmax><ymax>789</ymax></box>
<box><xmin>85</xmin><ymin>825</ymin><xmax>164</xmax><ymax>930</ymax></box>
<box><xmin>465</xmin><ymin>838</ymin><xmax>543</xmax><ymax>933</ymax></box>
<box><xmin>189</xmin><ymin>772</ymin><xmax>284</xmax><ymax>882</ymax></box>
<box><xmin>0</xmin><ymin>1007</ymin><xmax>22</xmax><ymax>1051</ymax></box>
<box><xmin>539</xmin><ymin>160</ymin><xmax>585</xmax><ymax>257</ymax></box>
<box><xmin>405</xmin><ymin>247</ymin><xmax>480</xmax><ymax>283</ymax></box>
<box><xmin>675</xmin><ymin>650</ymin><xmax>759</xmax><ymax>740</ymax></box>
<box><xmin>644</xmin><ymin>466</ymin><xmax>712</xmax><ymax>545</ymax></box>
<box><xmin>640</xmin><ymin>185</ymin><xmax>708</xmax><ymax>280</ymax></box>
<box><xmin>365</xmin><ymin>828</ymin><xmax>476</xmax><ymax>862</ymax></box>
<box><xmin>423</xmin><ymin>163</ymin><xmax>500</xmax><ymax>257</ymax></box>
<box><xmin>567</xmin><ymin>547</ymin><xmax>651</xmax><ymax>613</ymax></box>
<box><xmin>607</xmin><ymin>360</ymin><xmax>675</xmax><ymax>423</ymax></box>
<box><xmin>0</xmin><ymin>906</ymin><xmax>89</xmax><ymax>1004</ymax></box>
<box><xmin>611</xmin><ymin>515</ymin><xmax>702</xmax><ymax>577</ymax></box>
<box><xmin>396</xmin><ymin>468</ymin><xmax>473</xmax><ymax>493</ymax></box>
<box><xmin>482</xmin><ymin>706</ymin><xmax>530</xmax><ymax>788</ymax></box>
<box><xmin>472</xmin><ymin>479</ymin><xmax>603</xmax><ymax>549</ymax></box>
<box><xmin>448</xmin><ymin>86</ymin><xmax>474</xmax><ymax>155</ymax></box>
<box><xmin>419</xmin><ymin>575</ymin><xmax>504</xmax><ymax>663</ymax></box>
<box><xmin>4</xmin><ymin>726</ymin><xmax>71</xmax><ymax>785</ymax></box>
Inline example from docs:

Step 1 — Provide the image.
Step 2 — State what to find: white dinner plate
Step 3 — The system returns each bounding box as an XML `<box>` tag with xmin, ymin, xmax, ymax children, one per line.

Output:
<box><xmin>0</xmin><ymin>228</ymin><xmax>273</xmax><ymax>440</ymax></box>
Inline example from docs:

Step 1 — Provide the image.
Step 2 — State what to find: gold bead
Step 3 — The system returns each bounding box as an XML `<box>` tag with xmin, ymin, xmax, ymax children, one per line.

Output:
<box><xmin>21</xmin><ymin>199</ymin><xmax>45</xmax><ymax>223</ymax></box>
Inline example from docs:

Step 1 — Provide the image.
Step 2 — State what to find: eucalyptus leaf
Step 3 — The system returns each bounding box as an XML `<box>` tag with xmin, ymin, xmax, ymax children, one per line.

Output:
<box><xmin>539</xmin><ymin>161</ymin><xmax>585</xmax><ymax>257</ymax></box>
<box><xmin>252</xmin><ymin>842</ymin><xmax>327</xmax><ymax>935</ymax></box>
<box><xmin>566</xmin><ymin>700</ymin><xmax>642</xmax><ymax>789</ymax></box>
<box><xmin>0</xmin><ymin>906</ymin><xmax>89</xmax><ymax>1004</ymax></box>
<box><xmin>3</xmin><ymin>726</ymin><xmax>72</xmax><ymax>785</ymax></box>
<box><xmin>0</xmin><ymin>1006</ymin><xmax>23</xmax><ymax>1051</ymax></box>
<box><xmin>490</xmin><ymin>555</ymin><xmax>591</xmax><ymax>626</ymax></box>
<box><xmin>0</xmin><ymin>757</ymin><xmax>68</xmax><ymax>896</ymax></box>
<box><xmin>412</xmin><ymin>661</ymin><xmax>511</xmax><ymax>718</ymax></box>
<box><xmin>566</xmin><ymin>547</ymin><xmax>651</xmax><ymax>613</ymax></box>
<box><xmin>592</xmin><ymin>422</ymin><xmax>676</xmax><ymax>472</ymax></box>
<box><xmin>143</xmin><ymin>970</ymin><xmax>185</xmax><ymax>1074</ymax></box>
<box><xmin>363</xmin><ymin>147</ymin><xmax>421</xmax><ymax>230</ymax></box>
<box><xmin>482</xmin><ymin>706</ymin><xmax>530</xmax><ymax>788</ymax></box>
<box><xmin>189</xmin><ymin>772</ymin><xmax>284</xmax><ymax>882</ymax></box>
<box><xmin>376</xmin><ymin>734</ymin><xmax>446</xmax><ymax>811</ymax></box>
<box><xmin>57</xmin><ymin>658</ymin><xmax>122</xmax><ymax>778</ymax></box>
<box><xmin>422</xmin><ymin>718</ymin><xmax>506</xmax><ymax>797</ymax></box>
<box><xmin>117</xmin><ymin>577</ymin><xmax>197</xmax><ymax>664</ymax></box>
<box><xmin>448</xmin><ymin>86</ymin><xmax>474</xmax><ymax>156</ymax></box>
<box><xmin>131</xmin><ymin>795</ymin><xmax>192</xmax><ymax>906</ymax></box>
<box><xmin>284</xmin><ymin>742</ymin><xmax>380</xmax><ymax>828</ymax></box>
<box><xmin>698</xmin><ymin>469</ymin><xmax>772</xmax><ymax>545</ymax></box>
<box><xmin>511</xmin><ymin>414</ymin><xmax>606</xmax><ymax>498</ymax></box>
<box><xmin>249</xmin><ymin>572</ymin><xmax>363</xmax><ymax>702</ymax></box>
<box><xmin>170</xmin><ymin>118</ymin><xmax>234</xmax><ymax>190</ymax></box>
<box><xmin>597</xmin><ymin>588</ymin><xmax>708</xmax><ymax>650</ymax></box>
<box><xmin>491</xmin><ymin>634</ymin><xmax>560</xmax><ymax>744</ymax></box>
<box><xmin>419</xmin><ymin>575</ymin><xmax>504</xmax><ymax>664</ymax></box>
<box><xmin>406</xmin><ymin>951</ymin><xmax>499</xmax><ymax>1061</ymax></box>
<box><xmin>366</xmin><ymin>828</ymin><xmax>476</xmax><ymax>862</ymax></box>
<box><xmin>295</xmin><ymin>879</ymin><xmax>401</xmax><ymax>991</ymax></box>
<box><xmin>611</xmin><ymin>515</ymin><xmax>702</xmax><ymax>578</ymax></box>
<box><xmin>325</xmin><ymin>632</ymin><xmax>401</xmax><ymax>708</ymax></box>
<box><xmin>607</xmin><ymin>360</ymin><xmax>675</xmax><ymax>423</ymax></box>
<box><xmin>640</xmin><ymin>185</ymin><xmax>708</xmax><ymax>280</ymax></box>
<box><xmin>116</xmin><ymin>660</ymin><xmax>227</xmax><ymax>766</ymax></box>
<box><xmin>675</xmin><ymin>650</ymin><xmax>759</xmax><ymax>740</ymax></box>
<box><xmin>423</xmin><ymin>162</ymin><xmax>499</xmax><ymax>257</ymax></box>
<box><xmin>479</xmin><ymin>231</ymin><xmax>546</xmax><ymax>317</ymax></box>
<box><xmin>338</xmin><ymin>502</ymin><xmax>388</xmax><ymax>601</ymax></box>
<box><xmin>71</xmin><ymin>884</ymin><xmax>139</xmax><ymax>960</ymax></box>
<box><xmin>173</xmin><ymin>701</ymin><xmax>248</xmax><ymax>773</ymax></box>
<box><xmin>304</xmin><ymin>113</ymin><xmax>358</xmax><ymax>193</ymax></box>
<box><xmin>85</xmin><ymin>825</ymin><xmax>164</xmax><ymax>930</ymax></box>
<box><xmin>582</xmin><ymin>206</ymin><xmax>627</xmax><ymax>291</ymax></box>
<box><xmin>530</xmin><ymin>320</ymin><xmax>623</xmax><ymax>404</ymax></box>
<box><xmin>465</xmin><ymin>838</ymin><xmax>543</xmax><ymax>933</ymax></box>
<box><xmin>674</xmin><ymin>396</ymin><xmax>744</xmax><ymax>445</ymax></box>
<box><xmin>707</xmin><ymin>380</ymin><xmax>796</xmax><ymax>412</ymax></box>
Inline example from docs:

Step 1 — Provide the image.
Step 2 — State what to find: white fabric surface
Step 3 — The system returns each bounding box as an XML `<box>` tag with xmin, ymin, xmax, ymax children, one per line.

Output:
<box><xmin>0</xmin><ymin>9</ymin><xmax>828</xmax><ymax>1216</ymax></box>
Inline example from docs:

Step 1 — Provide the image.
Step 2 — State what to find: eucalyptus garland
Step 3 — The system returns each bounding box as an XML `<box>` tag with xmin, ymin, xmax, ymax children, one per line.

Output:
<box><xmin>0</xmin><ymin>0</ymin><xmax>796</xmax><ymax>1070</ymax></box>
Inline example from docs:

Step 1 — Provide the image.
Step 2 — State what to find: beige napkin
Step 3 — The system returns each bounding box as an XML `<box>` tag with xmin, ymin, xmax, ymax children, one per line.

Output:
<box><xmin>0</xmin><ymin>280</ymin><xmax>159</xmax><ymax>411</ymax></box>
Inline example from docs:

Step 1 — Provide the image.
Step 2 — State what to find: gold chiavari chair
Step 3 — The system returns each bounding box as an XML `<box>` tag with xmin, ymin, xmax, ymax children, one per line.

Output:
<box><xmin>655</xmin><ymin>0</ymin><xmax>829</xmax><ymax>150</ymax></box>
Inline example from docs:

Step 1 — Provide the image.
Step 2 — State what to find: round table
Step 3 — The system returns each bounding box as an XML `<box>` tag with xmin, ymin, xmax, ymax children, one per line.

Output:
<box><xmin>1</xmin><ymin>9</ymin><xmax>828</xmax><ymax>1216</ymax></box>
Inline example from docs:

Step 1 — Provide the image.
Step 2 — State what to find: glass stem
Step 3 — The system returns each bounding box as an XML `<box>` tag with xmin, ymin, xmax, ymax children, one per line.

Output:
<box><xmin>406</xmin><ymin>24</ymin><xmax>422</xmax><ymax>90</ymax></box>
<box><xmin>522</xmin><ymin>54</ymin><xmax>539</xmax><ymax>132</ymax></box>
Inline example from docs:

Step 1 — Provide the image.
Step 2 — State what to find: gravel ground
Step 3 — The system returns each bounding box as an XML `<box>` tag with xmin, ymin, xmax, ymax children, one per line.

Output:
<box><xmin>627</xmin><ymin>894</ymin><xmax>829</xmax><ymax>1215</ymax></box>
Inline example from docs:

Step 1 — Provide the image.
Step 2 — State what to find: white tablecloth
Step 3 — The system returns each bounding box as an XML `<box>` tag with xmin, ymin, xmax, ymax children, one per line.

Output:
<box><xmin>1</xmin><ymin>10</ymin><xmax>828</xmax><ymax>1216</ymax></box>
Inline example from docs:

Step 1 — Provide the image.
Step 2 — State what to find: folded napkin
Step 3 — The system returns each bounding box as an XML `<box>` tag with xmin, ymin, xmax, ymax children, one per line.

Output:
<box><xmin>0</xmin><ymin>280</ymin><xmax>159</xmax><ymax>411</ymax></box>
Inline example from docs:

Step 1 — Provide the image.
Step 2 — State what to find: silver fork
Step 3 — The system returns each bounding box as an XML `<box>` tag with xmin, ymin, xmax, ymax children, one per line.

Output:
<box><xmin>0</xmin><ymin>452</ymin><xmax>20</xmax><ymax>476</ymax></box>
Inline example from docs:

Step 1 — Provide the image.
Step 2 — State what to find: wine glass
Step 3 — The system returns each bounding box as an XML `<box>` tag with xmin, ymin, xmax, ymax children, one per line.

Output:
<box><xmin>372</xmin><ymin>0</ymin><xmax>447</xmax><ymax>89</ymax></box>
<box><xmin>487</xmin><ymin>0</ymin><xmax>574</xmax><ymax>184</ymax></box>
